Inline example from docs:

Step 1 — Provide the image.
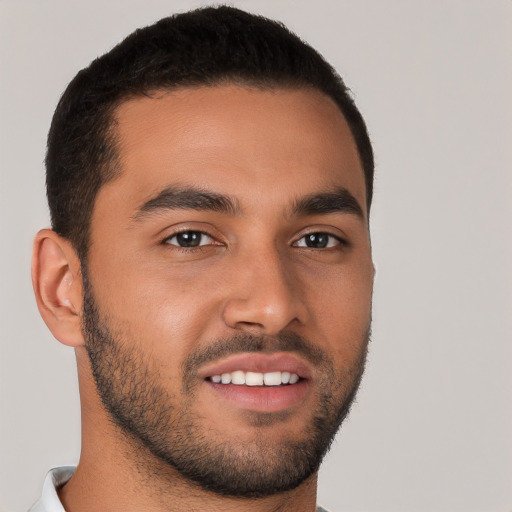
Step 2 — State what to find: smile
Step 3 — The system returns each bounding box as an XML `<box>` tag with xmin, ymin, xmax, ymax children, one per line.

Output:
<box><xmin>209</xmin><ymin>370</ymin><xmax>300</xmax><ymax>386</ymax></box>
<box><xmin>200</xmin><ymin>353</ymin><xmax>312</xmax><ymax>413</ymax></box>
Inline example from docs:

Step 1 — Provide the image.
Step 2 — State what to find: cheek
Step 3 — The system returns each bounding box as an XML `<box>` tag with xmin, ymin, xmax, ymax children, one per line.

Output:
<box><xmin>309</xmin><ymin>254</ymin><xmax>372</xmax><ymax>313</ymax></box>
<box><xmin>306</xmin><ymin>260</ymin><xmax>373</xmax><ymax>355</ymax></box>
<box><xmin>89</xmin><ymin>256</ymin><xmax>224</xmax><ymax>358</ymax></box>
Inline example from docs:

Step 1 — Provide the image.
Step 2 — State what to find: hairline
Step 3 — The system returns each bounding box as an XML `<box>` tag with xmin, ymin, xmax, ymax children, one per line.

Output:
<box><xmin>78</xmin><ymin>80</ymin><xmax>369</xmax><ymax>262</ymax></box>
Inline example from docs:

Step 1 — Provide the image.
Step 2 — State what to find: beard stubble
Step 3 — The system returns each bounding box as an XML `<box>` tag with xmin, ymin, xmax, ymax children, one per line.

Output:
<box><xmin>81</xmin><ymin>269</ymin><xmax>369</xmax><ymax>498</ymax></box>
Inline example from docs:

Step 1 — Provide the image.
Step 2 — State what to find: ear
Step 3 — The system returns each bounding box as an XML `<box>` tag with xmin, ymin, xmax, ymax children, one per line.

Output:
<box><xmin>32</xmin><ymin>229</ymin><xmax>85</xmax><ymax>347</ymax></box>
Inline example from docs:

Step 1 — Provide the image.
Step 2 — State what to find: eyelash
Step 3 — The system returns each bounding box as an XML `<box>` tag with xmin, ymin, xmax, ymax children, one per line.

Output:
<box><xmin>294</xmin><ymin>232</ymin><xmax>345</xmax><ymax>249</ymax></box>
<box><xmin>162</xmin><ymin>230</ymin><xmax>346</xmax><ymax>250</ymax></box>
<box><xmin>162</xmin><ymin>230</ymin><xmax>219</xmax><ymax>250</ymax></box>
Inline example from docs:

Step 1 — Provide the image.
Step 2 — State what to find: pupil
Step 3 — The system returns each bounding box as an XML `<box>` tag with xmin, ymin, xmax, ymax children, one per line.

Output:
<box><xmin>177</xmin><ymin>232</ymin><xmax>201</xmax><ymax>247</ymax></box>
<box><xmin>306</xmin><ymin>233</ymin><xmax>328</xmax><ymax>248</ymax></box>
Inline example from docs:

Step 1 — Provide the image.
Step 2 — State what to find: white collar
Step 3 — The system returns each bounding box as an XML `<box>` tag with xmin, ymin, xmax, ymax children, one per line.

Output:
<box><xmin>29</xmin><ymin>467</ymin><xmax>75</xmax><ymax>512</ymax></box>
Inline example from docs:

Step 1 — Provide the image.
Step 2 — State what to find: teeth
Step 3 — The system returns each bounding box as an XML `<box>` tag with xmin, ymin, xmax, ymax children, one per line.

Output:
<box><xmin>245</xmin><ymin>371</ymin><xmax>264</xmax><ymax>386</ymax></box>
<box><xmin>263</xmin><ymin>371</ymin><xmax>281</xmax><ymax>386</ymax></box>
<box><xmin>209</xmin><ymin>371</ymin><xmax>300</xmax><ymax>386</ymax></box>
<box><xmin>231</xmin><ymin>370</ymin><xmax>245</xmax><ymax>385</ymax></box>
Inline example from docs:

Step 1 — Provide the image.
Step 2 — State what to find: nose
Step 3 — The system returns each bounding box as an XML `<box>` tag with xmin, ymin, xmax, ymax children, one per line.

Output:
<box><xmin>222</xmin><ymin>247</ymin><xmax>309</xmax><ymax>336</ymax></box>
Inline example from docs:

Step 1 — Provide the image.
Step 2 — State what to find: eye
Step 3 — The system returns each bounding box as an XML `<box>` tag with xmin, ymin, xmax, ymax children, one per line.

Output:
<box><xmin>164</xmin><ymin>231</ymin><xmax>217</xmax><ymax>248</ymax></box>
<box><xmin>295</xmin><ymin>232</ymin><xmax>342</xmax><ymax>249</ymax></box>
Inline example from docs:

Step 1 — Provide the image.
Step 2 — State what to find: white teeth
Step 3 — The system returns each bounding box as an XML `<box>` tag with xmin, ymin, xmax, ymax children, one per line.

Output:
<box><xmin>231</xmin><ymin>370</ymin><xmax>245</xmax><ymax>385</ymax></box>
<box><xmin>263</xmin><ymin>371</ymin><xmax>282</xmax><ymax>386</ymax></box>
<box><xmin>209</xmin><ymin>371</ymin><xmax>300</xmax><ymax>386</ymax></box>
<box><xmin>245</xmin><ymin>371</ymin><xmax>264</xmax><ymax>386</ymax></box>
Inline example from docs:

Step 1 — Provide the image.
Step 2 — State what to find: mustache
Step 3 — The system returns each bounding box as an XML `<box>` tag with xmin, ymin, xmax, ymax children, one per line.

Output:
<box><xmin>181</xmin><ymin>331</ymin><xmax>329</xmax><ymax>384</ymax></box>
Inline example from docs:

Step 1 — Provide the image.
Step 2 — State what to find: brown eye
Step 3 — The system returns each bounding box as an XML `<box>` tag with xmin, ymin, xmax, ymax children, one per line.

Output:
<box><xmin>295</xmin><ymin>233</ymin><xmax>341</xmax><ymax>249</ymax></box>
<box><xmin>165</xmin><ymin>231</ymin><xmax>215</xmax><ymax>248</ymax></box>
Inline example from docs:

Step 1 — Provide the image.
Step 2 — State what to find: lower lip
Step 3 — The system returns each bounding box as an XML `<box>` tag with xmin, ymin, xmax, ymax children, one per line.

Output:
<box><xmin>205</xmin><ymin>380</ymin><xmax>310</xmax><ymax>413</ymax></box>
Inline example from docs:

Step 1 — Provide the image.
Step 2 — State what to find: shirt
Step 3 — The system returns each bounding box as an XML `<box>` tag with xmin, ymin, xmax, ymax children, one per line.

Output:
<box><xmin>28</xmin><ymin>467</ymin><xmax>330</xmax><ymax>512</ymax></box>
<box><xmin>28</xmin><ymin>467</ymin><xmax>74</xmax><ymax>512</ymax></box>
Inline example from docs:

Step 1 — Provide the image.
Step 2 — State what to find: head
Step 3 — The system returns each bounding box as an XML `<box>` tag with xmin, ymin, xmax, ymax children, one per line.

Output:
<box><xmin>34</xmin><ymin>5</ymin><xmax>374</xmax><ymax>501</ymax></box>
<box><xmin>46</xmin><ymin>5</ymin><xmax>373</xmax><ymax>261</ymax></box>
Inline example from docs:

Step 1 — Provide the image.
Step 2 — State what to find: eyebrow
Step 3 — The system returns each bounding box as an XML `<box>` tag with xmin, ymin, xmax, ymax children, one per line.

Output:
<box><xmin>133</xmin><ymin>185</ymin><xmax>364</xmax><ymax>221</ymax></box>
<box><xmin>291</xmin><ymin>187</ymin><xmax>364</xmax><ymax>219</ymax></box>
<box><xmin>133</xmin><ymin>186</ymin><xmax>240</xmax><ymax>220</ymax></box>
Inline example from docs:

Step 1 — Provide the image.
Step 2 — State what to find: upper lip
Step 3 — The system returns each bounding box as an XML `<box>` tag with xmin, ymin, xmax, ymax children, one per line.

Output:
<box><xmin>198</xmin><ymin>352</ymin><xmax>313</xmax><ymax>380</ymax></box>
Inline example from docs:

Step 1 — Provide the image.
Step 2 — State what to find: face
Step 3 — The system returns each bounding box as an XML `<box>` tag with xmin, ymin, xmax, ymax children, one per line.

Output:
<box><xmin>83</xmin><ymin>85</ymin><xmax>374</xmax><ymax>496</ymax></box>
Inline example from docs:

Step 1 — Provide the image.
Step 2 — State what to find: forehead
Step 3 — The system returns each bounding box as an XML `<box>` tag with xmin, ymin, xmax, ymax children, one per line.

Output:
<box><xmin>103</xmin><ymin>85</ymin><xmax>366</xmax><ymax>216</ymax></box>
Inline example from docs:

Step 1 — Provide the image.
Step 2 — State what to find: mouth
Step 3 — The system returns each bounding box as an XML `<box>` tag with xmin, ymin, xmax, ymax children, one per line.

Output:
<box><xmin>200</xmin><ymin>352</ymin><xmax>312</xmax><ymax>413</ymax></box>
<box><xmin>208</xmin><ymin>370</ymin><xmax>299</xmax><ymax>386</ymax></box>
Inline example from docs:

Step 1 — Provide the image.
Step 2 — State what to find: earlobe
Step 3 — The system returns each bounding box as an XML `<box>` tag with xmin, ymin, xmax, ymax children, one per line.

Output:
<box><xmin>32</xmin><ymin>229</ymin><xmax>85</xmax><ymax>347</ymax></box>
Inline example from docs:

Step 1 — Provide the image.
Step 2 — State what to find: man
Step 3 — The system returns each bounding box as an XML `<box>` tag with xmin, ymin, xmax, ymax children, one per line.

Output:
<box><xmin>30</xmin><ymin>5</ymin><xmax>374</xmax><ymax>512</ymax></box>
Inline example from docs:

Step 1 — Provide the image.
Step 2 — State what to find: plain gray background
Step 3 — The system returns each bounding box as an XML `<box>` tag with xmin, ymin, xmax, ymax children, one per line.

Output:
<box><xmin>1</xmin><ymin>1</ymin><xmax>511</xmax><ymax>511</ymax></box>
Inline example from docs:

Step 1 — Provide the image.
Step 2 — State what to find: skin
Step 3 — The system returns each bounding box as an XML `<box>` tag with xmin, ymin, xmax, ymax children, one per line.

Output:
<box><xmin>32</xmin><ymin>85</ymin><xmax>374</xmax><ymax>512</ymax></box>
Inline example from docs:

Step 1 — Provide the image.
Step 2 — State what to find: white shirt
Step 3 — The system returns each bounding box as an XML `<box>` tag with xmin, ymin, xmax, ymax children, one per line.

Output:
<box><xmin>28</xmin><ymin>466</ymin><xmax>329</xmax><ymax>512</ymax></box>
<box><xmin>28</xmin><ymin>467</ymin><xmax>75</xmax><ymax>512</ymax></box>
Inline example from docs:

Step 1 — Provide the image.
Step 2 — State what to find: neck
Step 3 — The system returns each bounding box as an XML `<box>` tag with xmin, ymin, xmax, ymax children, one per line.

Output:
<box><xmin>59</xmin><ymin>350</ymin><xmax>319</xmax><ymax>512</ymax></box>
